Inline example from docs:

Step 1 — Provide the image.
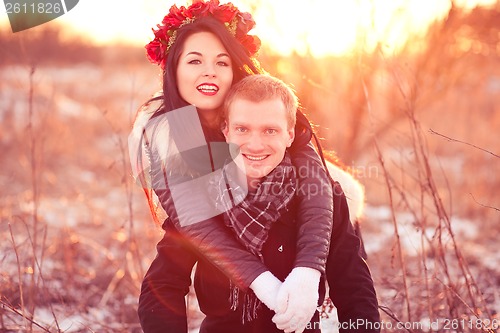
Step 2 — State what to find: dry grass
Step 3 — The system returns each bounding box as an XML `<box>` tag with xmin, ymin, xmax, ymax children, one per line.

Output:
<box><xmin>1</xmin><ymin>5</ymin><xmax>499</xmax><ymax>332</ymax></box>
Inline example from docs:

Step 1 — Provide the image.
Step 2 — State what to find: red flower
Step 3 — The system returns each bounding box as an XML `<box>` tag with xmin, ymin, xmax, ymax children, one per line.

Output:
<box><xmin>240</xmin><ymin>35</ymin><xmax>261</xmax><ymax>56</ymax></box>
<box><xmin>146</xmin><ymin>0</ymin><xmax>261</xmax><ymax>68</ymax></box>
<box><xmin>212</xmin><ymin>3</ymin><xmax>238</xmax><ymax>22</ymax></box>
<box><xmin>145</xmin><ymin>39</ymin><xmax>163</xmax><ymax>66</ymax></box>
<box><xmin>206</xmin><ymin>0</ymin><xmax>220</xmax><ymax>13</ymax></box>
<box><xmin>189</xmin><ymin>1</ymin><xmax>210</xmax><ymax>17</ymax></box>
<box><xmin>236</xmin><ymin>12</ymin><xmax>255</xmax><ymax>35</ymax></box>
<box><xmin>152</xmin><ymin>25</ymin><xmax>168</xmax><ymax>40</ymax></box>
<box><xmin>162</xmin><ymin>4</ymin><xmax>186</xmax><ymax>28</ymax></box>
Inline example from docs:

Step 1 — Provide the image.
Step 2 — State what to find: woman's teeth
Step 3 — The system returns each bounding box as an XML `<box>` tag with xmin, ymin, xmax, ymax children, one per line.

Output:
<box><xmin>197</xmin><ymin>85</ymin><xmax>218</xmax><ymax>92</ymax></box>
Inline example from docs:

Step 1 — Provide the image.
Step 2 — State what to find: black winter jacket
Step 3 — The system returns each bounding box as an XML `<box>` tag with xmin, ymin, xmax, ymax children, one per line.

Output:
<box><xmin>138</xmin><ymin>181</ymin><xmax>380</xmax><ymax>333</ymax></box>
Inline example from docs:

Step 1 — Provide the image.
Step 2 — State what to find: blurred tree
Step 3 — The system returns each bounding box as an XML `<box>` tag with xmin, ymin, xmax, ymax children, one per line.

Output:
<box><xmin>0</xmin><ymin>23</ymin><xmax>103</xmax><ymax>66</ymax></box>
<box><xmin>353</xmin><ymin>2</ymin><xmax>500</xmax><ymax>160</ymax></box>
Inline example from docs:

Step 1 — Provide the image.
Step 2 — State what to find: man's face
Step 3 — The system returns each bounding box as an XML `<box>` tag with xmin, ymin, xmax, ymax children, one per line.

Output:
<box><xmin>223</xmin><ymin>97</ymin><xmax>295</xmax><ymax>187</ymax></box>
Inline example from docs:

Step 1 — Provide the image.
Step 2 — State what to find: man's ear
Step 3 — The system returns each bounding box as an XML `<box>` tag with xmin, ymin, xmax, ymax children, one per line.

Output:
<box><xmin>287</xmin><ymin>128</ymin><xmax>295</xmax><ymax>147</ymax></box>
<box><xmin>222</xmin><ymin>121</ymin><xmax>229</xmax><ymax>140</ymax></box>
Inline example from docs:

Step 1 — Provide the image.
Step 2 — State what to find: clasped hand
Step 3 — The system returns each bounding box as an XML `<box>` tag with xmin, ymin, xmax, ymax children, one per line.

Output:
<box><xmin>250</xmin><ymin>267</ymin><xmax>321</xmax><ymax>333</ymax></box>
<box><xmin>272</xmin><ymin>267</ymin><xmax>321</xmax><ymax>333</ymax></box>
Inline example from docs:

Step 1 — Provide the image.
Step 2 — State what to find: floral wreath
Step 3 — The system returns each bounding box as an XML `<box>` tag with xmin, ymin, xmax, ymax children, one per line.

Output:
<box><xmin>145</xmin><ymin>0</ymin><xmax>261</xmax><ymax>69</ymax></box>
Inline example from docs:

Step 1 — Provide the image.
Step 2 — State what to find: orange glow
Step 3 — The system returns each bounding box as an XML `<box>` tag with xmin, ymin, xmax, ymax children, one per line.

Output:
<box><xmin>0</xmin><ymin>0</ymin><xmax>496</xmax><ymax>56</ymax></box>
<box><xmin>250</xmin><ymin>0</ymin><xmax>495</xmax><ymax>56</ymax></box>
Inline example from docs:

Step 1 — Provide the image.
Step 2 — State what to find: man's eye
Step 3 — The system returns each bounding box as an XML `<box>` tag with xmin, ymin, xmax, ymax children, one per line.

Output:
<box><xmin>265</xmin><ymin>129</ymin><xmax>277</xmax><ymax>135</ymax></box>
<box><xmin>235</xmin><ymin>127</ymin><xmax>247</xmax><ymax>133</ymax></box>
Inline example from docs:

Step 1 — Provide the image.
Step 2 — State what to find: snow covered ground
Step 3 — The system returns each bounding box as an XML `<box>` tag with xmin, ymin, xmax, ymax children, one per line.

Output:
<box><xmin>1</xmin><ymin>64</ymin><xmax>498</xmax><ymax>332</ymax></box>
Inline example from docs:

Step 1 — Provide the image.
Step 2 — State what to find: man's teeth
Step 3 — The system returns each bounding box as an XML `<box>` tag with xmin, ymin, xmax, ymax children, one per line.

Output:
<box><xmin>245</xmin><ymin>155</ymin><xmax>266</xmax><ymax>161</ymax></box>
<box><xmin>197</xmin><ymin>85</ymin><xmax>218</xmax><ymax>92</ymax></box>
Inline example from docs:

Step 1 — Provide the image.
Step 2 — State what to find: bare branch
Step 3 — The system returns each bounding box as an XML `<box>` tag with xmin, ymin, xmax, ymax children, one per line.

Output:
<box><xmin>378</xmin><ymin>305</ymin><xmax>414</xmax><ymax>333</ymax></box>
<box><xmin>0</xmin><ymin>299</ymin><xmax>51</xmax><ymax>333</ymax></box>
<box><xmin>429</xmin><ymin>128</ymin><xmax>500</xmax><ymax>159</ymax></box>
<box><xmin>469</xmin><ymin>193</ymin><xmax>500</xmax><ymax>212</ymax></box>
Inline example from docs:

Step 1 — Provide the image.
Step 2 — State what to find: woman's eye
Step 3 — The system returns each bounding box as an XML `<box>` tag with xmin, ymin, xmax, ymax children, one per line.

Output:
<box><xmin>188</xmin><ymin>59</ymin><xmax>201</xmax><ymax>64</ymax></box>
<box><xmin>217</xmin><ymin>61</ymin><xmax>230</xmax><ymax>67</ymax></box>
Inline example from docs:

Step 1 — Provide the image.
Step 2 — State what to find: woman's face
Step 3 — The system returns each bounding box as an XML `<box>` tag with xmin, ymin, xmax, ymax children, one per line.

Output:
<box><xmin>176</xmin><ymin>31</ymin><xmax>234</xmax><ymax>115</ymax></box>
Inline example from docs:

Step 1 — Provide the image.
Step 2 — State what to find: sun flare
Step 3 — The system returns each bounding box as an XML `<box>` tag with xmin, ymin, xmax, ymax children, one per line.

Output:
<box><xmin>1</xmin><ymin>0</ymin><xmax>496</xmax><ymax>56</ymax></box>
<box><xmin>250</xmin><ymin>0</ymin><xmax>453</xmax><ymax>57</ymax></box>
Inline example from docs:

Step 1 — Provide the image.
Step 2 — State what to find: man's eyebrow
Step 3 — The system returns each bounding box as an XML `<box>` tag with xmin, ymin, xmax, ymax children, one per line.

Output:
<box><xmin>231</xmin><ymin>121</ymin><xmax>282</xmax><ymax>128</ymax></box>
<box><xmin>230</xmin><ymin>121</ymin><xmax>247</xmax><ymax>126</ymax></box>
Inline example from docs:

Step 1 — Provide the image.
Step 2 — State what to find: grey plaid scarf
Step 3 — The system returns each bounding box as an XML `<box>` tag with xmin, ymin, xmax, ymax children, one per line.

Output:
<box><xmin>212</xmin><ymin>152</ymin><xmax>297</xmax><ymax>322</ymax></box>
<box><xmin>214</xmin><ymin>152</ymin><xmax>297</xmax><ymax>259</ymax></box>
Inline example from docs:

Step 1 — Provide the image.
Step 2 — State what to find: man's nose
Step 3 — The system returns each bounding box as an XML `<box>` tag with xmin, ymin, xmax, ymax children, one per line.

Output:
<box><xmin>246</xmin><ymin>133</ymin><xmax>265</xmax><ymax>151</ymax></box>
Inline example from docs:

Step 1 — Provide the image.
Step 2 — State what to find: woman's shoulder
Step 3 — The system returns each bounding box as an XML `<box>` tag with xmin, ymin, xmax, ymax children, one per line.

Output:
<box><xmin>291</xmin><ymin>110</ymin><xmax>313</xmax><ymax>149</ymax></box>
<box><xmin>140</xmin><ymin>91</ymin><xmax>164</xmax><ymax>116</ymax></box>
<box><xmin>132</xmin><ymin>92</ymin><xmax>165</xmax><ymax>132</ymax></box>
<box><xmin>129</xmin><ymin>92</ymin><xmax>173</xmax><ymax>159</ymax></box>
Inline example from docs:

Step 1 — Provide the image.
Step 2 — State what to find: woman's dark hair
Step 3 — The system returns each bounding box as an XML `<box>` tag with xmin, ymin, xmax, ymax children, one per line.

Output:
<box><xmin>150</xmin><ymin>16</ymin><xmax>264</xmax><ymax>117</ymax></box>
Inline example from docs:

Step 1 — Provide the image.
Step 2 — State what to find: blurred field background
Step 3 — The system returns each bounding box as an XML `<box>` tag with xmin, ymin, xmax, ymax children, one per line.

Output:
<box><xmin>1</xmin><ymin>0</ymin><xmax>499</xmax><ymax>332</ymax></box>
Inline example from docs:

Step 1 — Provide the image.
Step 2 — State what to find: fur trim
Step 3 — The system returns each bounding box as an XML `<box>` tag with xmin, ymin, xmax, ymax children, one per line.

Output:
<box><xmin>325</xmin><ymin>160</ymin><xmax>365</xmax><ymax>220</ymax></box>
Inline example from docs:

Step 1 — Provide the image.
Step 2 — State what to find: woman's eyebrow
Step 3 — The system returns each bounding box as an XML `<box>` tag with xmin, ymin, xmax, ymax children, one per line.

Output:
<box><xmin>184</xmin><ymin>52</ymin><xmax>229</xmax><ymax>58</ymax></box>
<box><xmin>186</xmin><ymin>51</ymin><xmax>202</xmax><ymax>56</ymax></box>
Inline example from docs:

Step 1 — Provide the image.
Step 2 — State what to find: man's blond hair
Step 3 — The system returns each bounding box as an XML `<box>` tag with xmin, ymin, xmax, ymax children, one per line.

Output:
<box><xmin>223</xmin><ymin>74</ymin><xmax>298</xmax><ymax>129</ymax></box>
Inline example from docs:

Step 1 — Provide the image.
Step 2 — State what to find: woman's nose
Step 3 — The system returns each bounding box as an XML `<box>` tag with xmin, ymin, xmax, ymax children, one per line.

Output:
<box><xmin>203</xmin><ymin>64</ymin><xmax>216</xmax><ymax>77</ymax></box>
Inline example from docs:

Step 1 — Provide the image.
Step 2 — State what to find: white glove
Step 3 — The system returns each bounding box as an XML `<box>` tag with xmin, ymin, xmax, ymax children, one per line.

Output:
<box><xmin>272</xmin><ymin>267</ymin><xmax>321</xmax><ymax>333</ymax></box>
<box><xmin>249</xmin><ymin>271</ymin><xmax>282</xmax><ymax>311</ymax></box>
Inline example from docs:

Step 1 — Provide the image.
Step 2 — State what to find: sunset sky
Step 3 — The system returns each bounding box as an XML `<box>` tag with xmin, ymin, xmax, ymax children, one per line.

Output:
<box><xmin>1</xmin><ymin>0</ymin><xmax>497</xmax><ymax>56</ymax></box>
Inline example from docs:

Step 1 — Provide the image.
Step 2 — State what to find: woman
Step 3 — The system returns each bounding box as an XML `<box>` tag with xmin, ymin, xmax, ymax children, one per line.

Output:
<box><xmin>129</xmin><ymin>1</ymin><xmax>379</xmax><ymax>332</ymax></box>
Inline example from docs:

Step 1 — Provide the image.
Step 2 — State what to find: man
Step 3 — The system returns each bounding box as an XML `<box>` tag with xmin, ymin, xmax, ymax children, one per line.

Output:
<box><xmin>190</xmin><ymin>74</ymin><xmax>380</xmax><ymax>332</ymax></box>
<box><xmin>137</xmin><ymin>74</ymin><xmax>380</xmax><ymax>333</ymax></box>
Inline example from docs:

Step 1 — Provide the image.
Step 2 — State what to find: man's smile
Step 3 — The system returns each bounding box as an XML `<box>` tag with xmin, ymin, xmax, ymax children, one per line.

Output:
<box><xmin>243</xmin><ymin>154</ymin><xmax>268</xmax><ymax>161</ymax></box>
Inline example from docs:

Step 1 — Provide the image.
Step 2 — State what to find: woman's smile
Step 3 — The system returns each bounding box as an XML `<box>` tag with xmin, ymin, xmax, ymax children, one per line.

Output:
<box><xmin>197</xmin><ymin>83</ymin><xmax>220</xmax><ymax>96</ymax></box>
